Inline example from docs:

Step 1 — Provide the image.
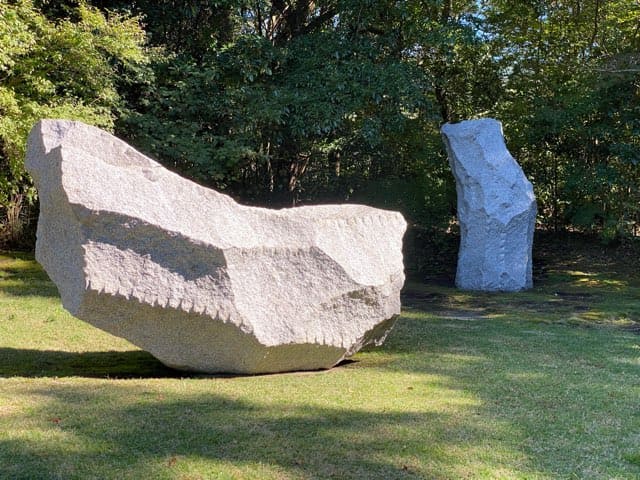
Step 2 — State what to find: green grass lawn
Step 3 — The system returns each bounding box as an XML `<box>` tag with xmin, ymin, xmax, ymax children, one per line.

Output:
<box><xmin>1</xmin><ymin>238</ymin><xmax>639</xmax><ymax>479</ymax></box>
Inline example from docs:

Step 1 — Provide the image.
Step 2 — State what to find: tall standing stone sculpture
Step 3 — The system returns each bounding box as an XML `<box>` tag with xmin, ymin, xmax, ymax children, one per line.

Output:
<box><xmin>441</xmin><ymin>118</ymin><xmax>536</xmax><ymax>291</ymax></box>
<box><xmin>26</xmin><ymin>120</ymin><xmax>406</xmax><ymax>374</ymax></box>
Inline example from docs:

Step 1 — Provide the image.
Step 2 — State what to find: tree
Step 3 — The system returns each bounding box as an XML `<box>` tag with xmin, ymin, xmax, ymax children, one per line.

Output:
<box><xmin>7</xmin><ymin>0</ymin><xmax>636</xmax><ymax>251</ymax></box>
<box><xmin>486</xmin><ymin>0</ymin><xmax>640</xmax><ymax>239</ymax></box>
<box><xmin>122</xmin><ymin>1</ymin><xmax>425</xmax><ymax>206</ymax></box>
<box><xmin>0</xmin><ymin>0</ymin><xmax>148</xmax><ymax>246</ymax></box>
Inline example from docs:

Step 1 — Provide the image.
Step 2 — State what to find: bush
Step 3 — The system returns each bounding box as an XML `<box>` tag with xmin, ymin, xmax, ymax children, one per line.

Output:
<box><xmin>0</xmin><ymin>0</ymin><xmax>148</xmax><ymax>249</ymax></box>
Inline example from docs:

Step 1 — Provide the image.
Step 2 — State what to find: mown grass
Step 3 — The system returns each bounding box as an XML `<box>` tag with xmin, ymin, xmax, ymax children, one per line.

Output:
<box><xmin>1</xmin><ymin>240</ymin><xmax>639</xmax><ymax>479</ymax></box>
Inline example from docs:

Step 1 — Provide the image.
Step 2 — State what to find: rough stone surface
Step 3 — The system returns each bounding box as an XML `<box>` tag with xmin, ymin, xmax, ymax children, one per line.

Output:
<box><xmin>26</xmin><ymin>120</ymin><xmax>407</xmax><ymax>374</ymax></box>
<box><xmin>441</xmin><ymin>118</ymin><xmax>536</xmax><ymax>292</ymax></box>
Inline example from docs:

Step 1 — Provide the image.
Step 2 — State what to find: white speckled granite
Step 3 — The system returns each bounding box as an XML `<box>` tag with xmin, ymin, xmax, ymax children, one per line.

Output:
<box><xmin>26</xmin><ymin>120</ymin><xmax>406</xmax><ymax>373</ymax></box>
<box><xmin>442</xmin><ymin>118</ymin><xmax>536</xmax><ymax>292</ymax></box>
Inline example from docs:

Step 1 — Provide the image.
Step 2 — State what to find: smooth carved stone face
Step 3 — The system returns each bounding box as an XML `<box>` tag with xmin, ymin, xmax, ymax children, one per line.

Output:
<box><xmin>441</xmin><ymin>118</ymin><xmax>536</xmax><ymax>292</ymax></box>
<box><xmin>26</xmin><ymin>120</ymin><xmax>407</xmax><ymax>374</ymax></box>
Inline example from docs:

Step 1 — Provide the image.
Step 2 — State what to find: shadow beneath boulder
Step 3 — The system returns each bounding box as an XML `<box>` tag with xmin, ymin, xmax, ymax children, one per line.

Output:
<box><xmin>0</xmin><ymin>348</ymin><xmax>359</xmax><ymax>379</ymax></box>
<box><xmin>0</xmin><ymin>348</ymin><xmax>183</xmax><ymax>378</ymax></box>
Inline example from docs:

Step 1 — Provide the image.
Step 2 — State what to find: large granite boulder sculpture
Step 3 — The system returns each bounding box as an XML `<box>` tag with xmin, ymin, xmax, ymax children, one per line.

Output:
<box><xmin>441</xmin><ymin>118</ymin><xmax>536</xmax><ymax>291</ymax></box>
<box><xmin>26</xmin><ymin>120</ymin><xmax>406</xmax><ymax>374</ymax></box>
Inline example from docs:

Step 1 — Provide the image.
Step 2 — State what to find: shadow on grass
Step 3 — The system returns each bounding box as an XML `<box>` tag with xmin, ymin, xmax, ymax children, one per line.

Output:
<box><xmin>0</xmin><ymin>384</ymin><xmax>500</xmax><ymax>480</ymax></box>
<box><xmin>402</xmin><ymin>260</ymin><xmax>640</xmax><ymax>326</ymax></box>
<box><xmin>0</xmin><ymin>281</ymin><xmax>60</xmax><ymax>298</ymax></box>
<box><xmin>2</xmin><ymin>315</ymin><xmax>639</xmax><ymax>478</ymax></box>
<box><xmin>0</xmin><ymin>348</ymin><xmax>181</xmax><ymax>378</ymax></box>
<box><xmin>0</xmin><ymin>348</ymin><xmax>358</xmax><ymax>379</ymax></box>
<box><xmin>0</xmin><ymin>255</ymin><xmax>59</xmax><ymax>298</ymax></box>
<box><xmin>400</xmin><ymin>284</ymin><xmax>596</xmax><ymax>321</ymax></box>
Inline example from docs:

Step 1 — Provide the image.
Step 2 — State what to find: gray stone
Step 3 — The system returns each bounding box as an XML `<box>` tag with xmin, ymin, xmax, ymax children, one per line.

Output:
<box><xmin>26</xmin><ymin>120</ymin><xmax>407</xmax><ymax>374</ymax></box>
<box><xmin>441</xmin><ymin>118</ymin><xmax>536</xmax><ymax>291</ymax></box>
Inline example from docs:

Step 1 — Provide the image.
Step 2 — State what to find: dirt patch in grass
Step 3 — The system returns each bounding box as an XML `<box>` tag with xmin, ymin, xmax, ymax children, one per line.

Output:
<box><xmin>403</xmin><ymin>231</ymin><xmax>640</xmax><ymax>331</ymax></box>
<box><xmin>402</xmin><ymin>286</ymin><xmax>603</xmax><ymax>321</ymax></box>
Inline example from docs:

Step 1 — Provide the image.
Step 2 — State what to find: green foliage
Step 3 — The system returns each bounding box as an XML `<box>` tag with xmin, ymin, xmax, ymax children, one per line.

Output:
<box><xmin>3</xmin><ymin>0</ymin><xmax>639</xmax><ymax>248</ymax></box>
<box><xmin>123</xmin><ymin>4</ymin><xmax>432</xmax><ymax>207</ymax></box>
<box><xmin>120</xmin><ymin>0</ymin><xmax>492</xmax><ymax>254</ymax></box>
<box><xmin>489</xmin><ymin>0</ymin><xmax>640</xmax><ymax>239</ymax></box>
<box><xmin>0</xmin><ymin>0</ymin><xmax>147</xmax><ymax>247</ymax></box>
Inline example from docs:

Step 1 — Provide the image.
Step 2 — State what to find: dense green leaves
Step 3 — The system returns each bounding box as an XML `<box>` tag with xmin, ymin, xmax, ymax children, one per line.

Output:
<box><xmin>1</xmin><ymin>0</ymin><xmax>639</xmax><ymax>251</ymax></box>
<box><xmin>0</xmin><ymin>0</ymin><xmax>147</xmax><ymax>245</ymax></box>
<box><xmin>489</xmin><ymin>0</ymin><xmax>640</xmax><ymax>239</ymax></box>
<box><xmin>122</xmin><ymin>3</ymin><xmax>436</xmax><ymax>208</ymax></box>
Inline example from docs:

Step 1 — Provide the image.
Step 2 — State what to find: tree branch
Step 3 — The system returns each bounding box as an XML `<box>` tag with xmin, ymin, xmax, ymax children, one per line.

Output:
<box><xmin>595</xmin><ymin>68</ymin><xmax>640</xmax><ymax>73</ymax></box>
<box><xmin>298</xmin><ymin>4</ymin><xmax>338</xmax><ymax>36</ymax></box>
<box><xmin>589</xmin><ymin>0</ymin><xmax>600</xmax><ymax>48</ymax></box>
